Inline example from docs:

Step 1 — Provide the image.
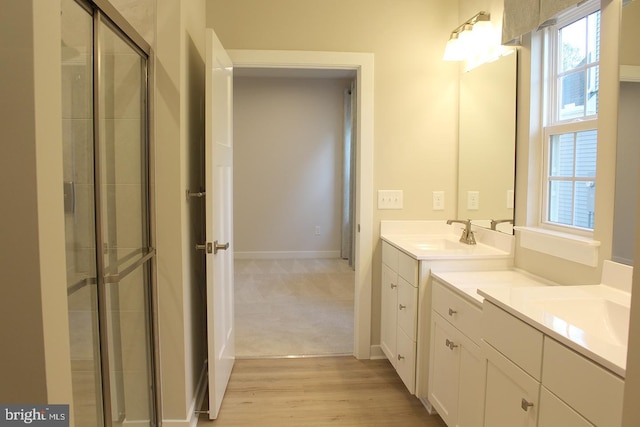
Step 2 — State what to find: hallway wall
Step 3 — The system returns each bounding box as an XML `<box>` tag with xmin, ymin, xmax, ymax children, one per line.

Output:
<box><xmin>234</xmin><ymin>76</ymin><xmax>352</xmax><ymax>258</ymax></box>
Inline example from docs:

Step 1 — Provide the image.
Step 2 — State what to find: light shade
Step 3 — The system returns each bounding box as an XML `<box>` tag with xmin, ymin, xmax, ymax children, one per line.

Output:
<box><xmin>442</xmin><ymin>33</ymin><xmax>465</xmax><ymax>61</ymax></box>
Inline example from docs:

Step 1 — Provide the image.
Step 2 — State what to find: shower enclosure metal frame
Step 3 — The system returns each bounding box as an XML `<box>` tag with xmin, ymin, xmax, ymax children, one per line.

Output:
<box><xmin>69</xmin><ymin>0</ymin><xmax>159</xmax><ymax>425</ymax></box>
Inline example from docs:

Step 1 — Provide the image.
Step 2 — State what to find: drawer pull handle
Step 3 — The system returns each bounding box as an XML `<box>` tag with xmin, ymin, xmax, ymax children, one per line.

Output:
<box><xmin>521</xmin><ymin>398</ymin><xmax>534</xmax><ymax>412</ymax></box>
<box><xmin>445</xmin><ymin>339</ymin><xmax>458</xmax><ymax>350</ymax></box>
<box><xmin>448</xmin><ymin>308</ymin><xmax>457</xmax><ymax>316</ymax></box>
<box><xmin>397</xmin><ymin>354</ymin><xmax>405</xmax><ymax>361</ymax></box>
<box><xmin>399</xmin><ymin>304</ymin><xmax>406</xmax><ymax>310</ymax></box>
<box><xmin>391</xmin><ymin>283</ymin><xmax>397</xmax><ymax>289</ymax></box>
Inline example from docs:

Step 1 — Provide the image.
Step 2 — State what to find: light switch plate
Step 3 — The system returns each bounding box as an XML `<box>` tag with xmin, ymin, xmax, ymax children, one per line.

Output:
<box><xmin>378</xmin><ymin>190</ymin><xmax>403</xmax><ymax>209</ymax></box>
<box><xmin>467</xmin><ymin>191</ymin><xmax>480</xmax><ymax>210</ymax></box>
<box><xmin>507</xmin><ymin>189</ymin><xmax>514</xmax><ymax>209</ymax></box>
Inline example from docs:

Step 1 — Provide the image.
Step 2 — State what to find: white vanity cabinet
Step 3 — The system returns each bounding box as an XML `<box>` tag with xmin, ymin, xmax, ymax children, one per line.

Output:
<box><xmin>428</xmin><ymin>278</ymin><xmax>485</xmax><ymax>427</ymax></box>
<box><xmin>482</xmin><ymin>300</ymin><xmax>544</xmax><ymax>427</ymax></box>
<box><xmin>381</xmin><ymin>241</ymin><xmax>419</xmax><ymax>393</ymax></box>
<box><xmin>482</xmin><ymin>300</ymin><xmax>624</xmax><ymax>427</ymax></box>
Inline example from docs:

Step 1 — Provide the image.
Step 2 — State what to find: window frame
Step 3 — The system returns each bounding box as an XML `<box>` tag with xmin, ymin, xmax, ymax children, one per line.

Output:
<box><xmin>540</xmin><ymin>0</ymin><xmax>601</xmax><ymax>236</ymax></box>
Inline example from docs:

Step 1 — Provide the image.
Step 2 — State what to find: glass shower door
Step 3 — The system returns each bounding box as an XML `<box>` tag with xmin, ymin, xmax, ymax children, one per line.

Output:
<box><xmin>61</xmin><ymin>1</ymin><xmax>103</xmax><ymax>425</ymax></box>
<box><xmin>96</xmin><ymin>14</ymin><xmax>155</xmax><ymax>426</ymax></box>
<box><xmin>62</xmin><ymin>1</ymin><xmax>156</xmax><ymax>426</ymax></box>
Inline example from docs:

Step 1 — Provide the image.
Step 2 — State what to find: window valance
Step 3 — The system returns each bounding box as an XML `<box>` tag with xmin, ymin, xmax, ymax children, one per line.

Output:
<box><xmin>502</xmin><ymin>0</ymin><xmax>583</xmax><ymax>44</ymax></box>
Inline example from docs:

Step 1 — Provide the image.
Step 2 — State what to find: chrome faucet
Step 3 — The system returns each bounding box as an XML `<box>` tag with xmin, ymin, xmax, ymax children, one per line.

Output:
<box><xmin>490</xmin><ymin>218</ymin><xmax>514</xmax><ymax>230</ymax></box>
<box><xmin>446</xmin><ymin>219</ymin><xmax>476</xmax><ymax>245</ymax></box>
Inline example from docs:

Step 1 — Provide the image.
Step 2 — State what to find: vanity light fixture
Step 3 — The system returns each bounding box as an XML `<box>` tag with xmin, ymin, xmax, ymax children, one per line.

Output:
<box><xmin>442</xmin><ymin>11</ymin><xmax>492</xmax><ymax>62</ymax></box>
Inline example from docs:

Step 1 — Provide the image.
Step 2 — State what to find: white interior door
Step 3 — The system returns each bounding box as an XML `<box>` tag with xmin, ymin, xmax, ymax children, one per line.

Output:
<box><xmin>205</xmin><ymin>28</ymin><xmax>235</xmax><ymax>420</ymax></box>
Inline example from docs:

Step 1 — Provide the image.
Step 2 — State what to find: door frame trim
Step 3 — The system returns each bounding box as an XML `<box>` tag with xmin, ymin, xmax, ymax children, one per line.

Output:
<box><xmin>228</xmin><ymin>49</ymin><xmax>374</xmax><ymax>359</ymax></box>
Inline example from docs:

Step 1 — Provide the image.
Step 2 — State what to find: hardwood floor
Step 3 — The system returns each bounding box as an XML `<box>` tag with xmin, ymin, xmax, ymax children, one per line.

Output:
<box><xmin>196</xmin><ymin>356</ymin><xmax>446</xmax><ymax>427</ymax></box>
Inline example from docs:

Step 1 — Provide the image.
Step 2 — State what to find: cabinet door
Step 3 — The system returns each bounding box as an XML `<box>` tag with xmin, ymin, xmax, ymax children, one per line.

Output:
<box><xmin>380</xmin><ymin>263</ymin><xmax>398</xmax><ymax>364</ymax></box>
<box><xmin>396</xmin><ymin>327</ymin><xmax>417</xmax><ymax>394</ymax></box>
<box><xmin>397</xmin><ymin>277</ymin><xmax>417</xmax><ymax>340</ymax></box>
<box><xmin>538</xmin><ymin>387</ymin><xmax>594</xmax><ymax>427</ymax></box>
<box><xmin>457</xmin><ymin>339</ymin><xmax>485</xmax><ymax>427</ymax></box>
<box><xmin>428</xmin><ymin>313</ymin><xmax>460</xmax><ymax>426</ymax></box>
<box><xmin>484</xmin><ymin>342</ymin><xmax>539</xmax><ymax>427</ymax></box>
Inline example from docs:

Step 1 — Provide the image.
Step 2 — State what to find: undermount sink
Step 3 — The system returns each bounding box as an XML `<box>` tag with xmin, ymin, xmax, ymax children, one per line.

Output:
<box><xmin>529</xmin><ymin>297</ymin><xmax>630</xmax><ymax>347</ymax></box>
<box><xmin>388</xmin><ymin>234</ymin><xmax>508</xmax><ymax>258</ymax></box>
<box><xmin>413</xmin><ymin>236</ymin><xmax>467</xmax><ymax>251</ymax></box>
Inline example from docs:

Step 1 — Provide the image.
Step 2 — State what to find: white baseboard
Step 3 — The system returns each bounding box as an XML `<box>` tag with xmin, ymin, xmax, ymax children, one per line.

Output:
<box><xmin>162</xmin><ymin>361</ymin><xmax>208</xmax><ymax>427</ymax></box>
<box><xmin>369</xmin><ymin>345</ymin><xmax>386</xmax><ymax>360</ymax></box>
<box><xmin>235</xmin><ymin>250</ymin><xmax>341</xmax><ymax>260</ymax></box>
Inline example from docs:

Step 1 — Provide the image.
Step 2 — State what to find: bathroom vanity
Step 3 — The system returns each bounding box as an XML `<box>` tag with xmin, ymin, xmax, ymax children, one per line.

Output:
<box><xmin>428</xmin><ymin>261</ymin><xmax>631</xmax><ymax>427</ymax></box>
<box><xmin>428</xmin><ymin>269</ymin><xmax>551</xmax><ymax>426</ymax></box>
<box><xmin>379</xmin><ymin>221</ymin><xmax>514</xmax><ymax>406</ymax></box>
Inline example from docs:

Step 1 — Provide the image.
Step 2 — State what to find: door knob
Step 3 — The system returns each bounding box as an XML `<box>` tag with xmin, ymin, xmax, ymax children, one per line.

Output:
<box><xmin>214</xmin><ymin>240</ymin><xmax>229</xmax><ymax>254</ymax></box>
<box><xmin>521</xmin><ymin>398</ymin><xmax>534</xmax><ymax>411</ymax></box>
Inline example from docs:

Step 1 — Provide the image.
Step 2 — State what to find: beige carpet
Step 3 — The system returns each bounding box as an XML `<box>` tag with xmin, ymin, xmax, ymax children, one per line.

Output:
<box><xmin>234</xmin><ymin>258</ymin><xmax>355</xmax><ymax>357</ymax></box>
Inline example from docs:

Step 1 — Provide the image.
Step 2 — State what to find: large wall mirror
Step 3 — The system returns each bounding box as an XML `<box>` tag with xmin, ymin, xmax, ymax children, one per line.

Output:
<box><xmin>612</xmin><ymin>0</ymin><xmax>640</xmax><ymax>265</ymax></box>
<box><xmin>457</xmin><ymin>52</ymin><xmax>517</xmax><ymax>234</ymax></box>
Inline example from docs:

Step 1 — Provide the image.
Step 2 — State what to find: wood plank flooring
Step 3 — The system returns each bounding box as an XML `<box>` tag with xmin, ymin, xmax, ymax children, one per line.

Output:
<box><xmin>196</xmin><ymin>356</ymin><xmax>446</xmax><ymax>427</ymax></box>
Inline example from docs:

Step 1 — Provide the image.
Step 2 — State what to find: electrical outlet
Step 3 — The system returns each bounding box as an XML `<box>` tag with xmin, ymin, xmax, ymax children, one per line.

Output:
<box><xmin>378</xmin><ymin>190</ymin><xmax>403</xmax><ymax>209</ymax></box>
<box><xmin>432</xmin><ymin>191</ymin><xmax>444</xmax><ymax>210</ymax></box>
<box><xmin>467</xmin><ymin>191</ymin><xmax>480</xmax><ymax>210</ymax></box>
<box><xmin>315</xmin><ymin>225</ymin><xmax>321</xmax><ymax>236</ymax></box>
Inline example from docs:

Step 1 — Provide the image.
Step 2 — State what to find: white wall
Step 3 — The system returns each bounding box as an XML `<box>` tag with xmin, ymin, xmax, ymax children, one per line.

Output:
<box><xmin>0</xmin><ymin>0</ymin><xmax>73</xmax><ymax>414</ymax></box>
<box><xmin>155</xmin><ymin>0</ymin><xmax>208</xmax><ymax>425</ymax></box>
<box><xmin>233</xmin><ymin>76</ymin><xmax>352</xmax><ymax>258</ymax></box>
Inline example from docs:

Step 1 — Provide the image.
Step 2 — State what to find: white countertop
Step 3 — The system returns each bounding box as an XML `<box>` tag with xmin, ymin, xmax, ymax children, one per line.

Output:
<box><xmin>382</xmin><ymin>233</ymin><xmax>511</xmax><ymax>260</ymax></box>
<box><xmin>432</xmin><ymin>269</ymin><xmax>552</xmax><ymax>305</ymax></box>
<box><xmin>380</xmin><ymin>220</ymin><xmax>514</xmax><ymax>261</ymax></box>
<box><xmin>479</xmin><ymin>284</ymin><xmax>630</xmax><ymax>378</ymax></box>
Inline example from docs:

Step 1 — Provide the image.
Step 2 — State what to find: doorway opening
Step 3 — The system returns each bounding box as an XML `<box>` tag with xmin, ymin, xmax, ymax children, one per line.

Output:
<box><xmin>228</xmin><ymin>50</ymin><xmax>374</xmax><ymax>360</ymax></box>
<box><xmin>233</xmin><ymin>69</ymin><xmax>356</xmax><ymax>357</ymax></box>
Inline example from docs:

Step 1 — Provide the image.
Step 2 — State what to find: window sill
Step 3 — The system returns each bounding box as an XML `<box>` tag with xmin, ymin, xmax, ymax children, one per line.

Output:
<box><xmin>514</xmin><ymin>226</ymin><xmax>600</xmax><ymax>267</ymax></box>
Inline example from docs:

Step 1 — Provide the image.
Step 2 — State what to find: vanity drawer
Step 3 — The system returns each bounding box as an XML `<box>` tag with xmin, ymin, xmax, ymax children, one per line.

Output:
<box><xmin>482</xmin><ymin>301</ymin><xmax>543</xmax><ymax>380</ymax></box>
<box><xmin>542</xmin><ymin>337</ymin><xmax>624</xmax><ymax>427</ymax></box>
<box><xmin>398</xmin><ymin>251</ymin><xmax>418</xmax><ymax>286</ymax></box>
<box><xmin>382</xmin><ymin>241</ymin><xmax>399</xmax><ymax>271</ymax></box>
<box><xmin>432</xmin><ymin>279</ymin><xmax>482</xmax><ymax>344</ymax></box>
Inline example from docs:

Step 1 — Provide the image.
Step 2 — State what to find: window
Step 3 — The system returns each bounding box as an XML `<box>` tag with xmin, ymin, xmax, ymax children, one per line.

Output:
<box><xmin>542</xmin><ymin>1</ymin><xmax>600</xmax><ymax>232</ymax></box>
